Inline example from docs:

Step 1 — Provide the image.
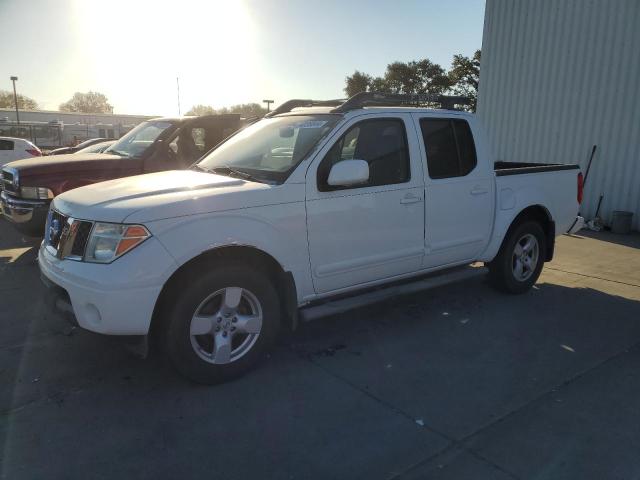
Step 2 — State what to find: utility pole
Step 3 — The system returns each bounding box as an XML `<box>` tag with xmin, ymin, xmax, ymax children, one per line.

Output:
<box><xmin>10</xmin><ymin>76</ymin><xmax>20</xmax><ymax>124</ymax></box>
<box><xmin>176</xmin><ymin>77</ymin><xmax>181</xmax><ymax>116</ymax></box>
<box><xmin>263</xmin><ymin>99</ymin><xmax>274</xmax><ymax>113</ymax></box>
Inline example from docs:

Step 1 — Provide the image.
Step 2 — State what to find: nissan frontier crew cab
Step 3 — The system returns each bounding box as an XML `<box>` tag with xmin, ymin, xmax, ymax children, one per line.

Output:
<box><xmin>39</xmin><ymin>93</ymin><xmax>584</xmax><ymax>384</ymax></box>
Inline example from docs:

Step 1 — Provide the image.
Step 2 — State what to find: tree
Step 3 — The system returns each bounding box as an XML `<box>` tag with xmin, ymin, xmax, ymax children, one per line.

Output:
<box><xmin>186</xmin><ymin>102</ymin><xmax>267</xmax><ymax>117</ymax></box>
<box><xmin>448</xmin><ymin>50</ymin><xmax>481</xmax><ymax>111</ymax></box>
<box><xmin>344</xmin><ymin>58</ymin><xmax>451</xmax><ymax>98</ymax></box>
<box><xmin>341</xmin><ymin>50</ymin><xmax>481</xmax><ymax>110</ymax></box>
<box><xmin>412</xmin><ymin>59</ymin><xmax>451</xmax><ymax>95</ymax></box>
<box><xmin>0</xmin><ymin>90</ymin><xmax>38</xmax><ymax>110</ymax></box>
<box><xmin>226</xmin><ymin>103</ymin><xmax>267</xmax><ymax>117</ymax></box>
<box><xmin>186</xmin><ymin>104</ymin><xmax>216</xmax><ymax>116</ymax></box>
<box><xmin>59</xmin><ymin>91</ymin><xmax>113</xmax><ymax>113</ymax></box>
<box><xmin>344</xmin><ymin>71</ymin><xmax>372</xmax><ymax>97</ymax></box>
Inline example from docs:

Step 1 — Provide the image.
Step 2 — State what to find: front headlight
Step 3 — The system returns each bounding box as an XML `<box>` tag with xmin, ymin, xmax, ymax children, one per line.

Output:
<box><xmin>20</xmin><ymin>186</ymin><xmax>54</xmax><ymax>200</ymax></box>
<box><xmin>84</xmin><ymin>222</ymin><xmax>151</xmax><ymax>263</ymax></box>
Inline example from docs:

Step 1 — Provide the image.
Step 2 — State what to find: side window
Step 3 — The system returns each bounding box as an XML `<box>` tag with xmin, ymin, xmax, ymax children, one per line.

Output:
<box><xmin>420</xmin><ymin>119</ymin><xmax>477</xmax><ymax>179</ymax></box>
<box><xmin>169</xmin><ymin>135</ymin><xmax>179</xmax><ymax>154</ymax></box>
<box><xmin>169</xmin><ymin>127</ymin><xmax>206</xmax><ymax>164</ymax></box>
<box><xmin>0</xmin><ymin>139</ymin><xmax>14</xmax><ymax>151</ymax></box>
<box><xmin>191</xmin><ymin>127</ymin><xmax>206</xmax><ymax>153</ymax></box>
<box><xmin>318</xmin><ymin>118</ymin><xmax>410</xmax><ymax>191</ymax></box>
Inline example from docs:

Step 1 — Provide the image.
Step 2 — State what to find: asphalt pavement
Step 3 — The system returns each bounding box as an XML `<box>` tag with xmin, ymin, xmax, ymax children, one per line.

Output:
<box><xmin>1</xmin><ymin>220</ymin><xmax>639</xmax><ymax>479</ymax></box>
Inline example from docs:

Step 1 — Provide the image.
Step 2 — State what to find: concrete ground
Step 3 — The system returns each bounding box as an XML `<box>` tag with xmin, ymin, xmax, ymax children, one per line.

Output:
<box><xmin>1</xmin><ymin>220</ymin><xmax>639</xmax><ymax>479</ymax></box>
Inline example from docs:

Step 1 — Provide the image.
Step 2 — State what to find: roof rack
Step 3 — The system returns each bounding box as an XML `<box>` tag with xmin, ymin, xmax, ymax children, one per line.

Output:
<box><xmin>264</xmin><ymin>99</ymin><xmax>345</xmax><ymax>118</ymax></box>
<box><xmin>265</xmin><ymin>92</ymin><xmax>471</xmax><ymax>117</ymax></box>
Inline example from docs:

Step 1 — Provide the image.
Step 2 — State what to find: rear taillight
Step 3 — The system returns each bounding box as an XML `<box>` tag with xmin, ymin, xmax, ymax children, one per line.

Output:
<box><xmin>25</xmin><ymin>148</ymin><xmax>42</xmax><ymax>157</ymax></box>
<box><xmin>577</xmin><ymin>172</ymin><xmax>584</xmax><ymax>204</ymax></box>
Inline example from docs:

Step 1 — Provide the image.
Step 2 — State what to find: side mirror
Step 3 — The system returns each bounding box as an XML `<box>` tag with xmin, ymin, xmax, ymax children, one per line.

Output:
<box><xmin>327</xmin><ymin>159</ymin><xmax>369</xmax><ymax>187</ymax></box>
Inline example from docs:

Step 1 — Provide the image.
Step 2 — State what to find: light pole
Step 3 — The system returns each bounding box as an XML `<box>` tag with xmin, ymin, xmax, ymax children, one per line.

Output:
<box><xmin>176</xmin><ymin>77</ymin><xmax>181</xmax><ymax>115</ymax></box>
<box><xmin>263</xmin><ymin>99</ymin><xmax>274</xmax><ymax>113</ymax></box>
<box><xmin>10</xmin><ymin>76</ymin><xmax>20</xmax><ymax>124</ymax></box>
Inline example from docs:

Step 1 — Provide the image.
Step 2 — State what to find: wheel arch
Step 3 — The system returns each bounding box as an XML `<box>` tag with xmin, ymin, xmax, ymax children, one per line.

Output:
<box><xmin>149</xmin><ymin>245</ymin><xmax>299</xmax><ymax>340</ymax></box>
<box><xmin>501</xmin><ymin>205</ymin><xmax>555</xmax><ymax>262</ymax></box>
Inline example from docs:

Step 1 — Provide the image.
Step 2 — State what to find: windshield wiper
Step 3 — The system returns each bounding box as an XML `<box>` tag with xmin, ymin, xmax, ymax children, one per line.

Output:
<box><xmin>210</xmin><ymin>165</ymin><xmax>268</xmax><ymax>184</ymax></box>
<box><xmin>191</xmin><ymin>164</ymin><xmax>210</xmax><ymax>173</ymax></box>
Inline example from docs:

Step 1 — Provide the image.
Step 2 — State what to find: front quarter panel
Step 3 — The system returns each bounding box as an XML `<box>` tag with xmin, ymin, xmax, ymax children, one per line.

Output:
<box><xmin>146</xmin><ymin>197</ymin><xmax>312</xmax><ymax>301</ymax></box>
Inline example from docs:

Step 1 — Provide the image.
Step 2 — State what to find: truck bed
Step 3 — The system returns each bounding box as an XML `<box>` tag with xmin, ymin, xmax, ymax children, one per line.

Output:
<box><xmin>495</xmin><ymin>161</ymin><xmax>579</xmax><ymax>176</ymax></box>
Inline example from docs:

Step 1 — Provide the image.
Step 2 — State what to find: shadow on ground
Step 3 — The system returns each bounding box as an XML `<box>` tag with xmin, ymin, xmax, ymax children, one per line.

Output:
<box><xmin>1</xmin><ymin>270</ymin><xmax>639</xmax><ymax>479</ymax></box>
<box><xmin>578</xmin><ymin>228</ymin><xmax>640</xmax><ymax>249</ymax></box>
<box><xmin>0</xmin><ymin>219</ymin><xmax>40</xmax><ymax>266</ymax></box>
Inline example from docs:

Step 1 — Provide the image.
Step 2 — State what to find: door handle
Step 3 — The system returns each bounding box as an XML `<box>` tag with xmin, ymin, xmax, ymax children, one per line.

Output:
<box><xmin>400</xmin><ymin>193</ymin><xmax>423</xmax><ymax>204</ymax></box>
<box><xmin>470</xmin><ymin>186</ymin><xmax>489</xmax><ymax>195</ymax></box>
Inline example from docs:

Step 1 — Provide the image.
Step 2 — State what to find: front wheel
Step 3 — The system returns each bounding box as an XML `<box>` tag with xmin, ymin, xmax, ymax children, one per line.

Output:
<box><xmin>162</xmin><ymin>264</ymin><xmax>281</xmax><ymax>384</ymax></box>
<box><xmin>487</xmin><ymin>221</ymin><xmax>546</xmax><ymax>294</ymax></box>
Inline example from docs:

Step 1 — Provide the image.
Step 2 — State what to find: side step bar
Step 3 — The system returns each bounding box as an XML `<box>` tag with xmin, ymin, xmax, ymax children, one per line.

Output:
<box><xmin>299</xmin><ymin>265</ymin><xmax>487</xmax><ymax>322</ymax></box>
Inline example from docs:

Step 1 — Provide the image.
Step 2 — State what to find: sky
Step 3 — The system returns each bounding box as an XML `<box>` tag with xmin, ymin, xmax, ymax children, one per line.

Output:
<box><xmin>0</xmin><ymin>0</ymin><xmax>485</xmax><ymax>116</ymax></box>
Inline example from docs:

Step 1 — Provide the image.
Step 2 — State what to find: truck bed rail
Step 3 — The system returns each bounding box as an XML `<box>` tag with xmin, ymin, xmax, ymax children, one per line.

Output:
<box><xmin>495</xmin><ymin>161</ymin><xmax>579</xmax><ymax>176</ymax></box>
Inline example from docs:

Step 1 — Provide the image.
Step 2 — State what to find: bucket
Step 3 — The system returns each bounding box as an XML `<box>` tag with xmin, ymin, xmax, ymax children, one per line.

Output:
<box><xmin>611</xmin><ymin>210</ymin><xmax>633</xmax><ymax>234</ymax></box>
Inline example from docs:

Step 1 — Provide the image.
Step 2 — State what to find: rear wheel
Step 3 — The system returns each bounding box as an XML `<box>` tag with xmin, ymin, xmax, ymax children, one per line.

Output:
<box><xmin>487</xmin><ymin>221</ymin><xmax>546</xmax><ymax>294</ymax></box>
<box><xmin>163</xmin><ymin>264</ymin><xmax>280</xmax><ymax>384</ymax></box>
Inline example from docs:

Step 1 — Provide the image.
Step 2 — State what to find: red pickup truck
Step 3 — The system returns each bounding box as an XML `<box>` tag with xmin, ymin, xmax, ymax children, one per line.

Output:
<box><xmin>1</xmin><ymin>114</ymin><xmax>240</xmax><ymax>235</ymax></box>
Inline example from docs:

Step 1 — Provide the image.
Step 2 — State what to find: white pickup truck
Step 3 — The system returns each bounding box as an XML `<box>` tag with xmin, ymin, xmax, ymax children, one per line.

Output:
<box><xmin>39</xmin><ymin>93</ymin><xmax>583</xmax><ymax>383</ymax></box>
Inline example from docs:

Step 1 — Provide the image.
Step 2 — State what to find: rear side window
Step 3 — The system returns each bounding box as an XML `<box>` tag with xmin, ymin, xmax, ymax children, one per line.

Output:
<box><xmin>318</xmin><ymin>118</ymin><xmax>410</xmax><ymax>191</ymax></box>
<box><xmin>419</xmin><ymin>119</ymin><xmax>477</xmax><ymax>179</ymax></box>
<box><xmin>0</xmin><ymin>139</ymin><xmax>14</xmax><ymax>151</ymax></box>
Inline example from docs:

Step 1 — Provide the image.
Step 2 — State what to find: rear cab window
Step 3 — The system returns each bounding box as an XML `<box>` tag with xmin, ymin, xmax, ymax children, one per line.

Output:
<box><xmin>419</xmin><ymin>118</ymin><xmax>477</xmax><ymax>179</ymax></box>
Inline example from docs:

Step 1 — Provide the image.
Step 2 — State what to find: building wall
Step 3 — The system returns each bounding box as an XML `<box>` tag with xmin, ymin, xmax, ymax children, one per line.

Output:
<box><xmin>477</xmin><ymin>0</ymin><xmax>640</xmax><ymax>230</ymax></box>
<box><xmin>0</xmin><ymin>108</ymin><xmax>153</xmax><ymax>126</ymax></box>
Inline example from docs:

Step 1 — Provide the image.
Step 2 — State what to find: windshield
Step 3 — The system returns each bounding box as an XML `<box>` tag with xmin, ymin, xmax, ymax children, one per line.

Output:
<box><xmin>105</xmin><ymin>120</ymin><xmax>173</xmax><ymax>158</ymax></box>
<box><xmin>196</xmin><ymin>114</ymin><xmax>340</xmax><ymax>184</ymax></box>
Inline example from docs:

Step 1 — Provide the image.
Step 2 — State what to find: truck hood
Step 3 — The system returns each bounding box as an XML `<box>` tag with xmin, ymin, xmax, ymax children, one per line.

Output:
<box><xmin>5</xmin><ymin>153</ymin><xmax>124</xmax><ymax>178</ymax></box>
<box><xmin>53</xmin><ymin>170</ymin><xmax>281</xmax><ymax>223</ymax></box>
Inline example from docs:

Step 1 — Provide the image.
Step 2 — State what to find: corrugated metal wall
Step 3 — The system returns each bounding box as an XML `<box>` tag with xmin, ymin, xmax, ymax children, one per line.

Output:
<box><xmin>477</xmin><ymin>0</ymin><xmax>640</xmax><ymax>230</ymax></box>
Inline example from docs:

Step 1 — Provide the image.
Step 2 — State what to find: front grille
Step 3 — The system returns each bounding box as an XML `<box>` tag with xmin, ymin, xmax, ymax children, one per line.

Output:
<box><xmin>1</xmin><ymin>169</ymin><xmax>16</xmax><ymax>193</ymax></box>
<box><xmin>45</xmin><ymin>209</ymin><xmax>93</xmax><ymax>260</ymax></box>
<box><xmin>45</xmin><ymin>210</ymin><xmax>67</xmax><ymax>250</ymax></box>
<box><xmin>71</xmin><ymin>221</ymin><xmax>93</xmax><ymax>257</ymax></box>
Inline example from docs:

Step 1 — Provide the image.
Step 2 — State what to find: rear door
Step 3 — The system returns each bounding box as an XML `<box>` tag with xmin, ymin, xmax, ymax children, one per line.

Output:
<box><xmin>306</xmin><ymin>114</ymin><xmax>426</xmax><ymax>294</ymax></box>
<box><xmin>413</xmin><ymin>115</ymin><xmax>494</xmax><ymax>268</ymax></box>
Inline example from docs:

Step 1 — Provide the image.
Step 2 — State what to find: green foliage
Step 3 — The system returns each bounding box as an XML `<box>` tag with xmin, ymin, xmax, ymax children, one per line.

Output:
<box><xmin>0</xmin><ymin>90</ymin><xmax>38</xmax><ymax>110</ymax></box>
<box><xmin>344</xmin><ymin>50</ymin><xmax>481</xmax><ymax>111</ymax></box>
<box><xmin>59</xmin><ymin>91</ymin><xmax>113</xmax><ymax>113</ymax></box>
<box><xmin>186</xmin><ymin>104</ymin><xmax>216</xmax><ymax>116</ymax></box>
<box><xmin>186</xmin><ymin>102</ymin><xmax>267</xmax><ymax>117</ymax></box>
<box><xmin>344</xmin><ymin>71</ymin><xmax>373</xmax><ymax>97</ymax></box>
<box><xmin>448</xmin><ymin>50</ymin><xmax>481</xmax><ymax>111</ymax></box>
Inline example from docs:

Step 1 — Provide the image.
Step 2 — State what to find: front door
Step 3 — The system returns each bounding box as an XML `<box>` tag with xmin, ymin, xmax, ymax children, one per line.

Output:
<box><xmin>306</xmin><ymin>114</ymin><xmax>425</xmax><ymax>294</ymax></box>
<box><xmin>413</xmin><ymin>115</ymin><xmax>493</xmax><ymax>268</ymax></box>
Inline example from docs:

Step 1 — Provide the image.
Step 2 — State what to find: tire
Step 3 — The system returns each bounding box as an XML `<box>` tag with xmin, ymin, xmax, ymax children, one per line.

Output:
<box><xmin>487</xmin><ymin>220</ymin><xmax>546</xmax><ymax>294</ymax></box>
<box><xmin>162</xmin><ymin>263</ymin><xmax>281</xmax><ymax>384</ymax></box>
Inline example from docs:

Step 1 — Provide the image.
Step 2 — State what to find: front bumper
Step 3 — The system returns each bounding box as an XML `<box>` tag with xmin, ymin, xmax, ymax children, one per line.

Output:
<box><xmin>1</xmin><ymin>190</ymin><xmax>49</xmax><ymax>231</ymax></box>
<box><xmin>38</xmin><ymin>238</ymin><xmax>175</xmax><ymax>335</ymax></box>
